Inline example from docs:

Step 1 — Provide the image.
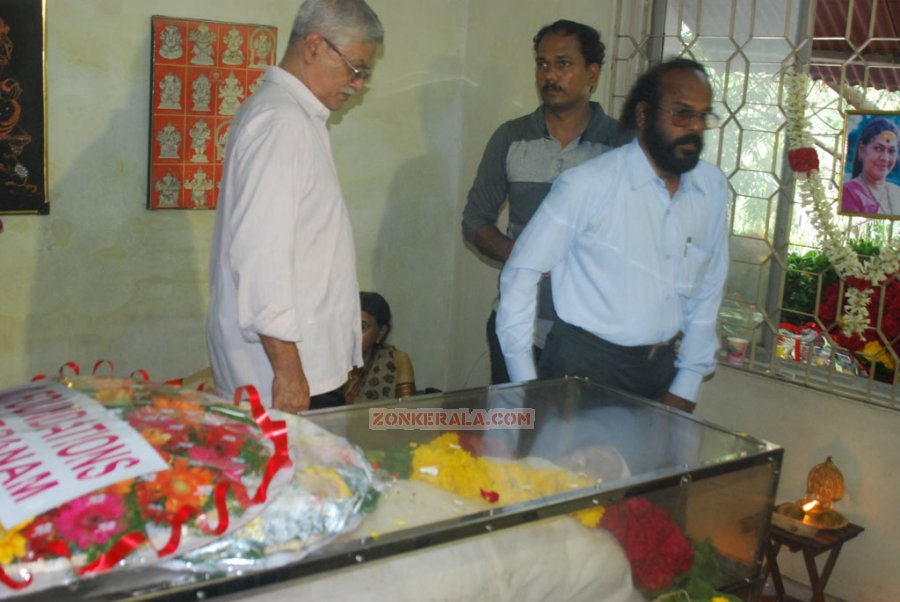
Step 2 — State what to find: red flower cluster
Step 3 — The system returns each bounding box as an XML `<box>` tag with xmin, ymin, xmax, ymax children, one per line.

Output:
<box><xmin>818</xmin><ymin>275</ymin><xmax>900</xmax><ymax>359</ymax></box>
<box><xmin>788</xmin><ymin>147</ymin><xmax>819</xmax><ymax>173</ymax></box>
<box><xmin>600</xmin><ymin>497</ymin><xmax>694</xmax><ymax>591</ymax></box>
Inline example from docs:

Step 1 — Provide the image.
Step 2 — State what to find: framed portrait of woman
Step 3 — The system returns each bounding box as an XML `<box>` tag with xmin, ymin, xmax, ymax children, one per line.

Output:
<box><xmin>838</xmin><ymin>110</ymin><xmax>900</xmax><ymax>219</ymax></box>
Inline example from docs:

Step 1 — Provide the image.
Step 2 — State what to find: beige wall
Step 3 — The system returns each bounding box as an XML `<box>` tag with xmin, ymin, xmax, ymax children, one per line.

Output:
<box><xmin>699</xmin><ymin>367</ymin><xmax>900</xmax><ymax>602</ymax></box>
<box><xmin>0</xmin><ymin>0</ymin><xmax>895</xmax><ymax>598</ymax></box>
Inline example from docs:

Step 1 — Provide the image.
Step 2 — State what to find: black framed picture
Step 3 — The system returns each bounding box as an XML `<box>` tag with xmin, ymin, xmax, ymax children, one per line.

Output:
<box><xmin>0</xmin><ymin>0</ymin><xmax>48</xmax><ymax>215</ymax></box>
<box><xmin>838</xmin><ymin>110</ymin><xmax>900</xmax><ymax>219</ymax></box>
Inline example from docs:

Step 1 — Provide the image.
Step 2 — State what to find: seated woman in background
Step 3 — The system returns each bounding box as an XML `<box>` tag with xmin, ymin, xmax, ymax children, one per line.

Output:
<box><xmin>344</xmin><ymin>292</ymin><xmax>416</xmax><ymax>403</ymax></box>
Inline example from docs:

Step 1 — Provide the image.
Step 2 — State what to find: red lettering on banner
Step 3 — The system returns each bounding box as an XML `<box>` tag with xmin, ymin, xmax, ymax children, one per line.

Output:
<box><xmin>448</xmin><ymin>413</ymin><xmax>462</xmax><ymax>426</ymax></box>
<box><xmin>471</xmin><ymin>412</ymin><xmax>486</xmax><ymax>426</ymax></box>
<box><xmin>76</xmin><ymin>457</ymin><xmax>141</xmax><ymax>480</ymax></box>
<box><xmin>27</xmin><ymin>408</ymin><xmax>89</xmax><ymax>430</ymax></box>
<box><xmin>53</xmin><ymin>435</ymin><xmax>119</xmax><ymax>456</ymax></box>
<box><xmin>372</xmin><ymin>411</ymin><xmax>384</xmax><ymax>427</ymax></box>
<box><xmin>8</xmin><ymin>470</ymin><xmax>58</xmax><ymax>502</ymax></box>
<box><xmin>0</xmin><ymin>444</ymin><xmax>35</xmax><ymax>469</ymax></box>
<box><xmin>44</xmin><ymin>422</ymin><xmax>108</xmax><ymax>444</ymax></box>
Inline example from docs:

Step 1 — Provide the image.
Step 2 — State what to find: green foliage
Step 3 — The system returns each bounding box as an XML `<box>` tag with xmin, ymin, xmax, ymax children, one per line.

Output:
<box><xmin>782</xmin><ymin>240</ymin><xmax>881</xmax><ymax>326</ymax></box>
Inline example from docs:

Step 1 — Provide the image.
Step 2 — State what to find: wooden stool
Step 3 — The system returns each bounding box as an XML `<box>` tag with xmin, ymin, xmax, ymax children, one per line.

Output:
<box><xmin>764</xmin><ymin>521</ymin><xmax>864</xmax><ymax>602</ymax></box>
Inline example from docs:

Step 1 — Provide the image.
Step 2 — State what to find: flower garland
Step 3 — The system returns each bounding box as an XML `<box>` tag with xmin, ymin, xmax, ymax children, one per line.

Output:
<box><xmin>783</xmin><ymin>70</ymin><xmax>900</xmax><ymax>335</ymax></box>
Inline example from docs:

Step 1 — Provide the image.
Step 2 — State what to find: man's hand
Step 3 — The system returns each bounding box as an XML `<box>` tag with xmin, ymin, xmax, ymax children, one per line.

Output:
<box><xmin>272</xmin><ymin>371</ymin><xmax>310</xmax><ymax>413</ymax></box>
<box><xmin>473</xmin><ymin>224</ymin><xmax>514</xmax><ymax>263</ymax></box>
<box><xmin>658</xmin><ymin>392</ymin><xmax>696</xmax><ymax>413</ymax></box>
<box><xmin>261</xmin><ymin>334</ymin><xmax>309</xmax><ymax>413</ymax></box>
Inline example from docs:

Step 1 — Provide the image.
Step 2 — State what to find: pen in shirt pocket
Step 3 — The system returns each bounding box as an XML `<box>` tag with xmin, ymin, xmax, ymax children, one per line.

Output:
<box><xmin>683</xmin><ymin>236</ymin><xmax>692</xmax><ymax>257</ymax></box>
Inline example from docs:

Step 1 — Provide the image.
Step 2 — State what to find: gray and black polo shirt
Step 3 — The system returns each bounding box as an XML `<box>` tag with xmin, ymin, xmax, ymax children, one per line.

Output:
<box><xmin>462</xmin><ymin>101</ymin><xmax>628</xmax><ymax>345</ymax></box>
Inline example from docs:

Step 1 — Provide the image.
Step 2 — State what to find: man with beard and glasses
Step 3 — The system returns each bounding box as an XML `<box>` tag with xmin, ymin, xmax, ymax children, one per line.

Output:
<box><xmin>462</xmin><ymin>20</ymin><xmax>628</xmax><ymax>385</ymax></box>
<box><xmin>496</xmin><ymin>58</ymin><xmax>729</xmax><ymax>413</ymax></box>
<box><xmin>208</xmin><ymin>0</ymin><xmax>383</xmax><ymax>413</ymax></box>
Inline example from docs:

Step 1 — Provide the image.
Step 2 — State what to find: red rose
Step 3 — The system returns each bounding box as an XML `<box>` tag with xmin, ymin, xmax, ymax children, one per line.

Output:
<box><xmin>788</xmin><ymin>147</ymin><xmax>819</xmax><ymax>173</ymax></box>
<box><xmin>600</xmin><ymin>497</ymin><xmax>694</xmax><ymax>591</ymax></box>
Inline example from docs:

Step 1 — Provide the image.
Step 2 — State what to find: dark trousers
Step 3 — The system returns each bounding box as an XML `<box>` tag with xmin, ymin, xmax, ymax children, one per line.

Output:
<box><xmin>487</xmin><ymin>310</ymin><xmax>541</xmax><ymax>385</ymax></box>
<box><xmin>538</xmin><ymin>319</ymin><xmax>679</xmax><ymax>400</ymax></box>
<box><xmin>309</xmin><ymin>387</ymin><xmax>346</xmax><ymax>410</ymax></box>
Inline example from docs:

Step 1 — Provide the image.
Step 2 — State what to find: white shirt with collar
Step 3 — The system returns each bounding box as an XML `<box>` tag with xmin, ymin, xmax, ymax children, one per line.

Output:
<box><xmin>208</xmin><ymin>66</ymin><xmax>362</xmax><ymax>404</ymax></box>
<box><xmin>497</xmin><ymin>138</ymin><xmax>729</xmax><ymax>401</ymax></box>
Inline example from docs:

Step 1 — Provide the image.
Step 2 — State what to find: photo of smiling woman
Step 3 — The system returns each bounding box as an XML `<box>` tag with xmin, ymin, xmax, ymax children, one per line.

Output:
<box><xmin>840</xmin><ymin>112</ymin><xmax>900</xmax><ymax>218</ymax></box>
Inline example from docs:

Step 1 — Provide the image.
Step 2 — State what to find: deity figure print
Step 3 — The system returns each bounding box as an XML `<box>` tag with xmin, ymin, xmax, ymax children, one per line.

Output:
<box><xmin>189</xmin><ymin>120</ymin><xmax>211</xmax><ymax>163</ymax></box>
<box><xmin>184</xmin><ymin>167</ymin><xmax>214</xmax><ymax>207</ymax></box>
<box><xmin>192</xmin><ymin>73</ymin><xmax>211</xmax><ymax>112</ymax></box>
<box><xmin>159</xmin><ymin>24</ymin><xmax>183</xmax><ymax>60</ymax></box>
<box><xmin>155</xmin><ymin>171</ymin><xmax>181</xmax><ymax>207</ymax></box>
<box><xmin>222</xmin><ymin>28</ymin><xmax>244</xmax><ymax>66</ymax></box>
<box><xmin>249</xmin><ymin>73</ymin><xmax>264</xmax><ymax>95</ymax></box>
<box><xmin>158</xmin><ymin>73</ymin><xmax>182</xmax><ymax>110</ymax></box>
<box><xmin>215</xmin><ymin>121</ymin><xmax>230</xmax><ymax>162</ymax></box>
<box><xmin>250</xmin><ymin>29</ymin><xmax>274</xmax><ymax>67</ymax></box>
<box><xmin>157</xmin><ymin>123</ymin><xmax>181</xmax><ymax>159</ymax></box>
<box><xmin>218</xmin><ymin>72</ymin><xmax>244</xmax><ymax>116</ymax></box>
<box><xmin>189</xmin><ymin>23</ymin><xmax>216</xmax><ymax>66</ymax></box>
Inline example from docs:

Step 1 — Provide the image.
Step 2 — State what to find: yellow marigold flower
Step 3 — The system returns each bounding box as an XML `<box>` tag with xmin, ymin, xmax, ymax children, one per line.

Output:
<box><xmin>0</xmin><ymin>520</ymin><xmax>32</xmax><ymax>564</ymax></box>
<box><xmin>411</xmin><ymin>433</ymin><xmax>602</xmax><ymax>527</ymax></box>
<box><xmin>862</xmin><ymin>341</ymin><xmax>896</xmax><ymax>370</ymax></box>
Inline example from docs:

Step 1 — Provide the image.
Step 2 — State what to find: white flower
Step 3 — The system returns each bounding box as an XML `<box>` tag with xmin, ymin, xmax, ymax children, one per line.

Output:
<box><xmin>783</xmin><ymin>70</ymin><xmax>900</xmax><ymax>336</ymax></box>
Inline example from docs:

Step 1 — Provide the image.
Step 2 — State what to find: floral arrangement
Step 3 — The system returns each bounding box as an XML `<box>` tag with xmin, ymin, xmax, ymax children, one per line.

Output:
<box><xmin>409</xmin><ymin>433</ymin><xmax>606</xmax><ymax>528</ymax></box>
<box><xmin>783</xmin><ymin>70</ymin><xmax>900</xmax><ymax>336</ymax></box>
<box><xmin>1</xmin><ymin>376</ymin><xmax>291</xmax><ymax>595</ymax></box>
<box><xmin>600</xmin><ymin>497</ymin><xmax>694</xmax><ymax>592</ymax></box>
<box><xmin>818</xmin><ymin>275</ymin><xmax>900</xmax><ymax>381</ymax></box>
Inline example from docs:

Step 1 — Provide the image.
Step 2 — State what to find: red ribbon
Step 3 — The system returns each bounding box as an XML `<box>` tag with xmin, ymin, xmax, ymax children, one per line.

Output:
<box><xmin>0</xmin><ymin>567</ymin><xmax>32</xmax><ymax>590</ymax></box>
<box><xmin>779</xmin><ymin>322</ymin><xmax>821</xmax><ymax>361</ymax></box>
<box><xmin>92</xmin><ymin>359</ymin><xmax>115</xmax><ymax>375</ymax></box>
<box><xmin>156</xmin><ymin>505</ymin><xmax>198</xmax><ymax>556</ymax></box>
<box><xmin>130</xmin><ymin>369</ymin><xmax>150</xmax><ymax>381</ymax></box>
<box><xmin>77</xmin><ymin>532</ymin><xmax>149</xmax><ymax>575</ymax></box>
<box><xmin>164</xmin><ymin>378</ymin><xmax>184</xmax><ymax>387</ymax></box>
<box><xmin>233</xmin><ymin>385</ymin><xmax>293</xmax><ymax>504</ymax></box>
<box><xmin>58</xmin><ymin>361</ymin><xmax>81</xmax><ymax>377</ymax></box>
<box><xmin>30</xmin><ymin>374</ymin><xmax>46</xmax><ymax>381</ymax></box>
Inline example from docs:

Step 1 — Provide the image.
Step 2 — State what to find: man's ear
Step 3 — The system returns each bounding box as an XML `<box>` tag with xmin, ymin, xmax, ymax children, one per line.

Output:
<box><xmin>301</xmin><ymin>32</ymin><xmax>324</xmax><ymax>62</ymax></box>
<box><xmin>636</xmin><ymin>100</ymin><xmax>649</xmax><ymax>130</ymax></box>
<box><xmin>377</xmin><ymin>324</ymin><xmax>390</xmax><ymax>344</ymax></box>
<box><xmin>588</xmin><ymin>63</ymin><xmax>600</xmax><ymax>92</ymax></box>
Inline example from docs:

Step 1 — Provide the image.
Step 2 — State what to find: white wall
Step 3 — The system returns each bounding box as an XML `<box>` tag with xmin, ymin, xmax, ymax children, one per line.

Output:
<box><xmin>0</xmin><ymin>1</ymin><xmax>896</xmax><ymax>598</ymax></box>
<box><xmin>698</xmin><ymin>367</ymin><xmax>900</xmax><ymax>602</ymax></box>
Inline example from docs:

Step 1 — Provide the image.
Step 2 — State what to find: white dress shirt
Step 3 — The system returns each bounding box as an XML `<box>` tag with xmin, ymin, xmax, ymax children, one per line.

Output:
<box><xmin>497</xmin><ymin>139</ymin><xmax>729</xmax><ymax>401</ymax></box>
<box><xmin>208</xmin><ymin>66</ymin><xmax>362</xmax><ymax>404</ymax></box>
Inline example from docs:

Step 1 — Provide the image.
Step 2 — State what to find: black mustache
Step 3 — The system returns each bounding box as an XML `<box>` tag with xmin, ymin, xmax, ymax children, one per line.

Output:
<box><xmin>673</xmin><ymin>133</ymin><xmax>703</xmax><ymax>148</ymax></box>
<box><xmin>542</xmin><ymin>83</ymin><xmax>563</xmax><ymax>92</ymax></box>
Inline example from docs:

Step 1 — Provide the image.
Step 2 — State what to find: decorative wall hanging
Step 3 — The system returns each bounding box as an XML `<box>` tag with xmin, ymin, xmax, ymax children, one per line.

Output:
<box><xmin>838</xmin><ymin>110</ymin><xmax>900</xmax><ymax>219</ymax></box>
<box><xmin>0</xmin><ymin>0</ymin><xmax>48</xmax><ymax>215</ymax></box>
<box><xmin>148</xmin><ymin>16</ymin><xmax>277</xmax><ymax>210</ymax></box>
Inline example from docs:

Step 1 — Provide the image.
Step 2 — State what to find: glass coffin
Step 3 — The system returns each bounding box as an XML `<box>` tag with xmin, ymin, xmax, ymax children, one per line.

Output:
<box><xmin>7</xmin><ymin>377</ymin><xmax>782</xmax><ymax>601</ymax></box>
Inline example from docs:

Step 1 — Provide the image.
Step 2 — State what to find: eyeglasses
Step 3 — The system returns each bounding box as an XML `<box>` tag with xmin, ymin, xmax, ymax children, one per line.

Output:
<box><xmin>656</xmin><ymin>106</ymin><xmax>720</xmax><ymax>128</ymax></box>
<box><xmin>322</xmin><ymin>36</ymin><xmax>371</xmax><ymax>82</ymax></box>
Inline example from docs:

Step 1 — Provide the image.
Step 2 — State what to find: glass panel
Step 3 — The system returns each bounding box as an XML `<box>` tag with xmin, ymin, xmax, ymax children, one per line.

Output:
<box><xmin>23</xmin><ymin>379</ymin><xmax>781</xmax><ymax>600</ymax></box>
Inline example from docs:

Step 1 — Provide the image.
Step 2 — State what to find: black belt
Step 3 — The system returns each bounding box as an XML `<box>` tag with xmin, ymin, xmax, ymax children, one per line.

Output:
<box><xmin>555</xmin><ymin>321</ymin><xmax>683</xmax><ymax>360</ymax></box>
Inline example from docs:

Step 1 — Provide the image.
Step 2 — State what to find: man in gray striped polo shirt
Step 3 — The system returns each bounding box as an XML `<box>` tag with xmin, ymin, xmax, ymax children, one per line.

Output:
<box><xmin>462</xmin><ymin>19</ymin><xmax>628</xmax><ymax>384</ymax></box>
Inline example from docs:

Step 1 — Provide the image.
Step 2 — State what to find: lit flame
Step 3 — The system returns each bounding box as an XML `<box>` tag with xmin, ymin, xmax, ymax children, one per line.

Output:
<box><xmin>802</xmin><ymin>499</ymin><xmax>818</xmax><ymax>512</ymax></box>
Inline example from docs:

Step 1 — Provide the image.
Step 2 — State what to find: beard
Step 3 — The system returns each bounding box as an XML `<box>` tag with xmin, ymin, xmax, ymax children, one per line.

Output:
<box><xmin>643</xmin><ymin>108</ymin><xmax>703</xmax><ymax>175</ymax></box>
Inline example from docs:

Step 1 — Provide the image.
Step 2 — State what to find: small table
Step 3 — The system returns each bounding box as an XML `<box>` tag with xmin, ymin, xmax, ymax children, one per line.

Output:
<box><xmin>764</xmin><ymin>521</ymin><xmax>864</xmax><ymax>602</ymax></box>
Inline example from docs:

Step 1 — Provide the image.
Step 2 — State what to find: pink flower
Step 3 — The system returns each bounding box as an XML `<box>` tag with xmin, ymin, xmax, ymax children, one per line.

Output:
<box><xmin>55</xmin><ymin>492</ymin><xmax>127</xmax><ymax>550</ymax></box>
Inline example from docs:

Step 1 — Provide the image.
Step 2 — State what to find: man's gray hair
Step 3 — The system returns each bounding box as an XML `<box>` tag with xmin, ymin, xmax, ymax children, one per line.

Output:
<box><xmin>290</xmin><ymin>0</ymin><xmax>384</xmax><ymax>46</ymax></box>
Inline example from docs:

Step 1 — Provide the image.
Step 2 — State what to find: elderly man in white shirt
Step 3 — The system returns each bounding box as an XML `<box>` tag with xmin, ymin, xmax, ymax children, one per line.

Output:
<box><xmin>208</xmin><ymin>0</ymin><xmax>383</xmax><ymax>412</ymax></box>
